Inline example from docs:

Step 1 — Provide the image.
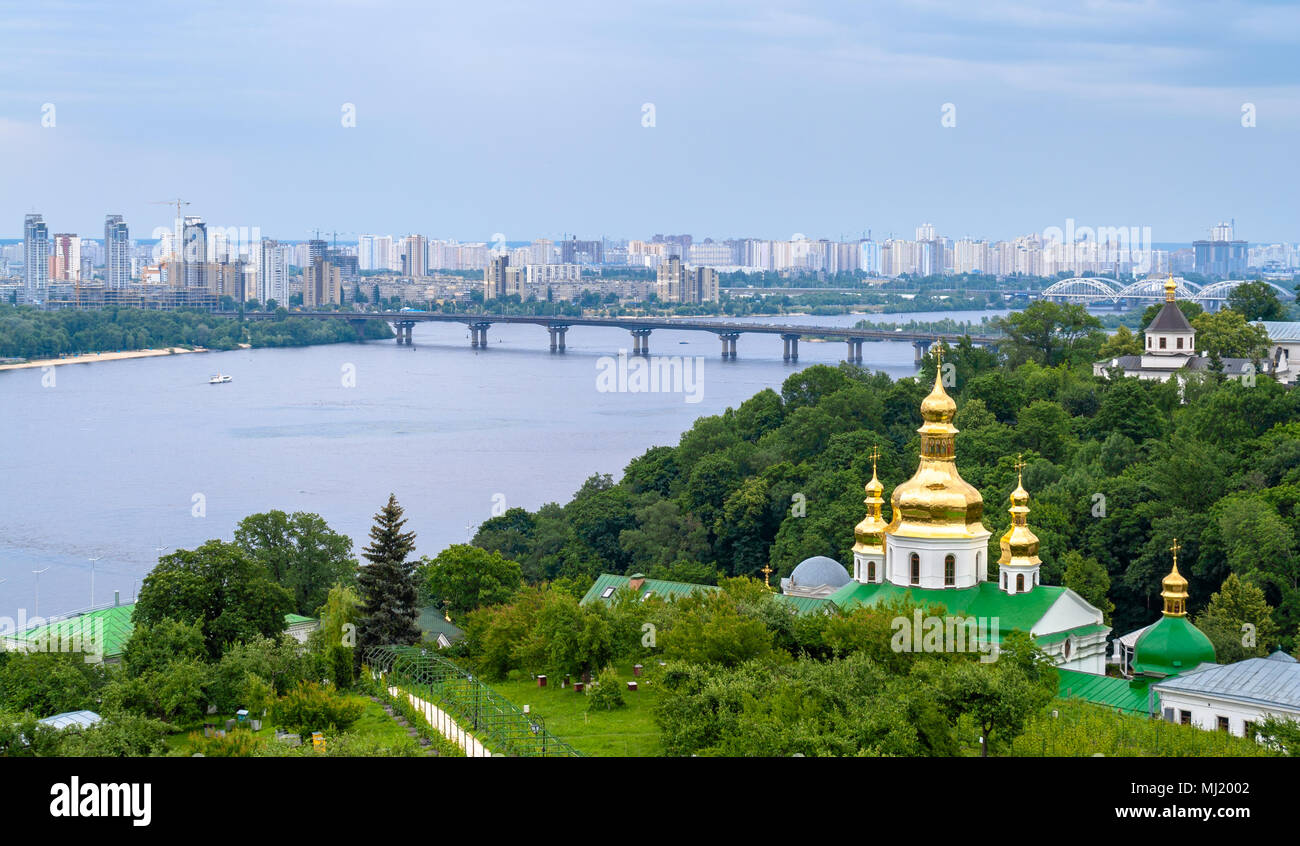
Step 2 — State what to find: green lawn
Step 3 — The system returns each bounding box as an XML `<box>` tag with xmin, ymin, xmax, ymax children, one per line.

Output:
<box><xmin>164</xmin><ymin>697</ymin><xmax>411</xmax><ymax>755</ymax></box>
<box><xmin>488</xmin><ymin>664</ymin><xmax>662</xmax><ymax>757</ymax></box>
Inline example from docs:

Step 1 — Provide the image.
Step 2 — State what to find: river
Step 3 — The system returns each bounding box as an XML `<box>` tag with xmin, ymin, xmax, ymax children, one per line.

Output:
<box><xmin>0</xmin><ymin>308</ymin><xmax>1009</xmax><ymax>619</ymax></box>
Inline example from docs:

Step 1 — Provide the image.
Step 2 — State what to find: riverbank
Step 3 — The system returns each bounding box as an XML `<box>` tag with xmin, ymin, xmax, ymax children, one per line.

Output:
<box><xmin>0</xmin><ymin>347</ymin><xmax>207</xmax><ymax>371</ymax></box>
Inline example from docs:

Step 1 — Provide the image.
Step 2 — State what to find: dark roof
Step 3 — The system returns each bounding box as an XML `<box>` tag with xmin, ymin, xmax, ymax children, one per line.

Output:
<box><xmin>1146</xmin><ymin>302</ymin><xmax>1194</xmax><ymax>333</ymax></box>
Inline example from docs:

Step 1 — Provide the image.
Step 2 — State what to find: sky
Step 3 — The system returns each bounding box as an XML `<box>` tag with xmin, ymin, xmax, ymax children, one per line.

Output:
<box><xmin>1</xmin><ymin>0</ymin><xmax>1299</xmax><ymax>243</ymax></box>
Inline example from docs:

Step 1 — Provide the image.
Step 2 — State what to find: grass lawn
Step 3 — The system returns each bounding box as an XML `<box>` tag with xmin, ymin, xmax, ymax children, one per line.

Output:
<box><xmin>163</xmin><ymin>697</ymin><xmax>410</xmax><ymax>755</ymax></box>
<box><xmin>488</xmin><ymin>664</ymin><xmax>662</xmax><ymax>757</ymax></box>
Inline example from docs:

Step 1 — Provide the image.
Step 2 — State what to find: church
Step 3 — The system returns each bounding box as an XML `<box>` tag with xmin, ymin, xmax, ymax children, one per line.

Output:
<box><xmin>820</xmin><ymin>357</ymin><xmax>1111</xmax><ymax>673</ymax></box>
<box><xmin>1092</xmin><ymin>273</ymin><xmax>1269</xmax><ymax>383</ymax></box>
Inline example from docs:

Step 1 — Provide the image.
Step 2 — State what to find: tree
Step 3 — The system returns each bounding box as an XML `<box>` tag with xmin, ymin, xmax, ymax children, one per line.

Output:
<box><xmin>1191</xmin><ymin>309</ymin><xmax>1270</xmax><ymax>362</ymax></box>
<box><xmin>992</xmin><ymin>301</ymin><xmax>1104</xmax><ymax>367</ymax></box>
<box><xmin>1097</xmin><ymin>324</ymin><xmax>1143</xmax><ymax>359</ymax></box>
<box><xmin>1195</xmin><ymin>573</ymin><xmax>1281</xmax><ymax>663</ymax></box>
<box><xmin>234</xmin><ymin>510</ymin><xmax>358</xmax><ymax>616</ymax></box>
<box><xmin>0</xmin><ymin>651</ymin><xmax>109</xmax><ymax>716</ymax></box>
<box><xmin>935</xmin><ymin>631</ymin><xmax>1056</xmax><ymax>757</ymax></box>
<box><xmin>355</xmin><ymin>494</ymin><xmax>422</xmax><ymax>655</ymax></box>
<box><xmin>419</xmin><ymin>544</ymin><xmax>523</xmax><ymax>618</ymax></box>
<box><xmin>1062</xmin><ymin>551</ymin><xmax>1115</xmax><ymax>624</ymax></box>
<box><xmin>660</xmin><ymin>590</ymin><xmax>772</xmax><ymax>667</ymax></box>
<box><xmin>134</xmin><ymin>540</ymin><xmax>294</xmax><ymax>659</ymax></box>
<box><xmin>1227</xmin><ymin>280</ymin><xmax>1286</xmax><ymax>321</ymax></box>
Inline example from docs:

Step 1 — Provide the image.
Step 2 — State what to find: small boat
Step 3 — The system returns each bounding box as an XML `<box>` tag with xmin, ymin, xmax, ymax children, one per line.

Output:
<box><xmin>209</xmin><ymin>373</ymin><xmax>232</xmax><ymax>384</ymax></box>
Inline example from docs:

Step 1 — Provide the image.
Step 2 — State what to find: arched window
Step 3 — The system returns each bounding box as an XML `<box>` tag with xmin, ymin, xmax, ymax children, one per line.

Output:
<box><xmin>867</xmin><ymin>560</ymin><xmax>876</xmax><ymax>582</ymax></box>
<box><xmin>910</xmin><ymin>553</ymin><xmax>920</xmax><ymax>585</ymax></box>
<box><xmin>1016</xmin><ymin>573</ymin><xmax>1025</xmax><ymax>593</ymax></box>
<box><xmin>944</xmin><ymin>554</ymin><xmax>955</xmax><ymax>586</ymax></box>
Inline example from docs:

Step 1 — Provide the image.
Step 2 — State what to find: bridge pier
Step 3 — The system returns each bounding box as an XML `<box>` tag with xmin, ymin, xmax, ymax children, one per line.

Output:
<box><xmin>469</xmin><ymin>322</ymin><xmax>491</xmax><ymax>349</ymax></box>
<box><xmin>781</xmin><ymin>333</ymin><xmax>800</xmax><ymax>363</ymax></box>
<box><xmin>913</xmin><ymin>339</ymin><xmax>933</xmax><ymax>364</ymax></box>
<box><xmin>348</xmin><ymin>318</ymin><xmax>368</xmax><ymax>341</ymax></box>
<box><xmin>845</xmin><ymin>338</ymin><xmax>864</xmax><ymax>364</ymax></box>
<box><xmin>631</xmin><ymin>328</ymin><xmax>652</xmax><ymax>357</ymax></box>
<box><xmin>392</xmin><ymin>320</ymin><xmax>415</xmax><ymax>345</ymax></box>
<box><xmin>719</xmin><ymin>332</ymin><xmax>739</xmax><ymax>359</ymax></box>
<box><xmin>547</xmin><ymin>324</ymin><xmax>569</xmax><ymax>353</ymax></box>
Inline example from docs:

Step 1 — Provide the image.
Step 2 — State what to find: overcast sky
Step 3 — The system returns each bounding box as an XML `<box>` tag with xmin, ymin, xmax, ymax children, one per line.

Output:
<box><xmin>2</xmin><ymin>0</ymin><xmax>1298</xmax><ymax>242</ymax></box>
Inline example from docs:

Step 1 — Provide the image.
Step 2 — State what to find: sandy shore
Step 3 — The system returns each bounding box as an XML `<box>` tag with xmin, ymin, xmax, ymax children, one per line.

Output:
<box><xmin>0</xmin><ymin>347</ymin><xmax>208</xmax><ymax>371</ymax></box>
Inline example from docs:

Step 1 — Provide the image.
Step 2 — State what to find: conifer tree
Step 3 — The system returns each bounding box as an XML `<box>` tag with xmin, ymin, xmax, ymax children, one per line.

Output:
<box><xmin>356</xmin><ymin>494</ymin><xmax>422</xmax><ymax>656</ymax></box>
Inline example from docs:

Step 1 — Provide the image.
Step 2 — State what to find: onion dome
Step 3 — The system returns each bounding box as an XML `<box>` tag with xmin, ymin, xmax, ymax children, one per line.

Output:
<box><xmin>1132</xmin><ymin>540</ymin><xmax>1216</xmax><ymax>675</ymax></box>
<box><xmin>998</xmin><ymin>461</ymin><xmax>1041</xmax><ymax>568</ymax></box>
<box><xmin>886</xmin><ymin>347</ymin><xmax>987</xmax><ymax>539</ymax></box>
<box><xmin>853</xmin><ymin>447</ymin><xmax>888</xmax><ymax>553</ymax></box>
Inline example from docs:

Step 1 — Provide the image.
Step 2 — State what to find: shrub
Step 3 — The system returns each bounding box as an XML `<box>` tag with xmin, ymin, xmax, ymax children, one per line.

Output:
<box><xmin>271</xmin><ymin>682</ymin><xmax>364</xmax><ymax>740</ymax></box>
<box><xmin>587</xmin><ymin>667</ymin><xmax>626</xmax><ymax>712</ymax></box>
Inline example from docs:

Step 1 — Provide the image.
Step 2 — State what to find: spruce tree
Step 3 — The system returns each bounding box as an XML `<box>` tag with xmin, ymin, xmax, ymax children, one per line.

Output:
<box><xmin>356</xmin><ymin>494</ymin><xmax>422</xmax><ymax>657</ymax></box>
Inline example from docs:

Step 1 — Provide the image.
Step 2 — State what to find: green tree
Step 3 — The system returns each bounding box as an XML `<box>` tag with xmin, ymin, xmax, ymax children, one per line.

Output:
<box><xmin>1191</xmin><ymin>309</ymin><xmax>1270</xmax><ymax>361</ymax></box>
<box><xmin>1097</xmin><ymin>324</ymin><xmax>1143</xmax><ymax>359</ymax></box>
<box><xmin>134</xmin><ymin>540</ymin><xmax>294</xmax><ymax>659</ymax></box>
<box><xmin>356</xmin><ymin>494</ymin><xmax>422</xmax><ymax>654</ymax></box>
<box><xmin>419</xmin><ymin>544</ymin><xmax>523</xmax><ymax>618</ymax></box>
<box><xmin>1062</xmin><ymin>551</ymin><xmax>1115</xmax><ymax>624</ymax></box>
<box><xmin>993</xmin><ymin>302</ymin><xmax>1104</xmax><ymax>367</ymax></box>
<box><xmin>1227</xmin><ymin>280</ymin><xmax>1286</xmax><ymax>321</ymax></box>
<box><xmin>234</xmin><ymin>510</ymin><xmax>358</xmax><ymax>616</ymax></box>
<box><xmin>1195</xmin><ymin>573</ymin><xmax>1281</xmax><ymax>663</ymax></box>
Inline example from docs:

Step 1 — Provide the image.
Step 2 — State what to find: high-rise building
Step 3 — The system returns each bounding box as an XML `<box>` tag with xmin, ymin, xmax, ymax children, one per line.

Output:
<box><xmin>51</xmin><ymin>234</ymin><xmax>81</xmax><ymax>282</ymax></box>
<box><xmin>484</xmin><ymin>254</ymin><xmax>523</xmax><ymax>300</ymax></box>
<box><xmin>182</xmin><ymin>217</ymin><xmax>208</xmax><ymax>288</ymax></box>
<box><xmin>304</xmin><ymin>259</ymin><xmax>342</xmax><ymax>307</ymax></box>
<box><xmin>401</xmin><ymin>235</ymin><xmax>428</xmax><ymax>277</ymax></box>
<box><xmin>1193</xmin><ymin>222</ymin><xmax>1247</xmax><ymax>278</ymax></box>
<box><xmin>104</xmin><ymin>214</ymin><xmax>131</xmax><ymax>288</ymax></box>
<box><xmin>655</xmin><ymin>256</ymin><xmax>718</xmax><ymax>303</ymax></box>
<box><xmin>258</xmin><ymin>238</ymin><xmax>288</xmax><ymax>304</ymax></box>
<box><xmin>23</xmin><ymin>213</ymin><xmax>49</xmax><ymax>298</ymax></box>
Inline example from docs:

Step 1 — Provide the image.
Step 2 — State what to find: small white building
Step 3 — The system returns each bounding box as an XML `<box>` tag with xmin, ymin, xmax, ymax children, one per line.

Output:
<box><xmin>1094</xmin><ymin>275</ymin><xmax>1268</xmax><ymax>384</ymax></box>
<box><xmin>1153</xmin><ymin>652</ymin><xmax>1300</xmax><ymax>738</ymax></box>
<box><xmin>1258</xmin><ymin>321</ymin><xmax>1300</xmax><ymax>385</ymax></box>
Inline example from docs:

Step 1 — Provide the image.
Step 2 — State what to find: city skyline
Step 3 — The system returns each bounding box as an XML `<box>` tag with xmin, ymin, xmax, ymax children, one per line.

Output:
<box><xmin>1</xmin><ymin>1</ymin><xmax>1298</xmax><ymax>239</ymax></box>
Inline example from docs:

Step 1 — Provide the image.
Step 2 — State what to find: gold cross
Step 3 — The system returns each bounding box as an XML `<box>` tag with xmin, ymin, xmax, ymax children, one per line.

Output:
<box><xmin>869</xmin><ymin>445</ymin><xmax>880</xmax><ymax>471</ymax></box>
<box><xmin>1013</xmin><ymin>454</ymin><xmax>1026</xmax><ymax>475</ymax></box>
<box><xmin>1169</xmin><ymin>537</ymin><xmax>1181</xmax><ymax>567</ymax></box>
<box><xmin>760</xmin><ymin>562</ymin><xmax>774</xmax><ymax>590</ymax></box>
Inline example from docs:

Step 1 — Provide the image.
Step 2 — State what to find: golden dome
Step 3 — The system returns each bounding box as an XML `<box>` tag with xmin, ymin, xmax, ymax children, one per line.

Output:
<box><xmin>1164</xmin><ymin>273</ymin><xmax>1177</xmax><ymax>303</ymax></box>
<box><xmin>853</xmin><ymin>447</ymin><xmax>888</xmax><ymax>552</ymax></box>
<box><xmin>885</xmin><ymin>358</ymin><xmax>988</xmax><ymax>539</ymax></box>
<box><xmin>998</xmin><ymin>459</ymin><xmax>1041</xmax><ymax>567</ymax></box>
<box><xmin>1161</xmin><ymin>539</ymin><xmax>1189</xmax><ymax>617</ymax></box>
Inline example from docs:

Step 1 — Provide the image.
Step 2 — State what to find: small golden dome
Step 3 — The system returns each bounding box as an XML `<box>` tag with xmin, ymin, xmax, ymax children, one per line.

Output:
<box><xmin>1161</xmin><ymin>539</ymin><xmax>1189</xmax><ymax>617</ymax></box>
<box><xmin>1164</xmin><ymin>273</ymin><xmax>1177</xmax><ymax>303</ymax></box>
<box><xmin>998</xmin><ymin>462</ymin><xmax>1040</xmax><ymax>568</ymax></box>
<box><xmin>853</xmin><ymin>449</ymin><xmax>888</xmax><ymax>552</ymax></box>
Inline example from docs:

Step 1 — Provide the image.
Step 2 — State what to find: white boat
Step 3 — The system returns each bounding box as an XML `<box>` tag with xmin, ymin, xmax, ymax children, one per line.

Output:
<box><xmin>209</xmin><ymin>373</ymin><xmax>232</xmax><ymax>384</ymax></box>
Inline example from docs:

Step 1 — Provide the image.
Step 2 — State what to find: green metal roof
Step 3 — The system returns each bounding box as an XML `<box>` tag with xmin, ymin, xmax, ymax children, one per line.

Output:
<box><xmin>1057</xmin><ymin>669</ymin><xmax>1155</xmax><ymax>715</ymax></box>
<box><xmin>580</xmin><ymin>573</ymin><xmax>830</xmax><ymax>615</ymax></box>
<box><xmin>417</xmin><ymin>606</ymin><xmax>466</xmax><ymax>642</ymax></box>
<box><xmin>1132</xmin><ymin>615</ymin><xmax>1216</xmax><ymax>676</ymax></box>
<box><xmin>11</xmin><ymin>603</ymin><xmax>317</xmax><ymax>662</ymax></box>
<box><xmin>12</xmin><ymin>604</ymin><xmax>135</xmax><ymax>660</ymax></box>
<box><xmin>827</xmin><ymin>580</ymin><xmax>1071</xmax><ymax>640</ymax></box>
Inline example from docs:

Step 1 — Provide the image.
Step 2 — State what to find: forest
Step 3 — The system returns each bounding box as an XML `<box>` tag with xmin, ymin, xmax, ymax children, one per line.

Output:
<box><xmin>0</xmin><ymin>305</ymin><xmax>392</xmax><ymax>359</ymax></box>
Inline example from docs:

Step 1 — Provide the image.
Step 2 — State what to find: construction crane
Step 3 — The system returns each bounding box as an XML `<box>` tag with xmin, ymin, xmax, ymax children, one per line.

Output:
<box><xmin>150</xmin><ymin>198</ymin><xmax>191</xmax><ymax>262</ymax></box>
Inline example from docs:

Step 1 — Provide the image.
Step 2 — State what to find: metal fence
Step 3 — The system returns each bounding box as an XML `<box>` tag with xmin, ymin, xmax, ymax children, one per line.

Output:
<box><xmin>363</xmin><ymin>645</ymin><xmax>583</xmax><ymax>757</ymax></box>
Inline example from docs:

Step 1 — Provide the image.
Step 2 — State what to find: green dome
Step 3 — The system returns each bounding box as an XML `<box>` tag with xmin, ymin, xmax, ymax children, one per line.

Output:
<box><xmin>1132</xmin><ymin>615</ymin><xmax>1216</xmax><ymax>676</ymax></box>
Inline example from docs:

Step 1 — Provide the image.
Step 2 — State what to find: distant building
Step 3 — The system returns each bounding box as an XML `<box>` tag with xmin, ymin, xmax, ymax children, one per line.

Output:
<box><xmin>23</xmin><ymin>213</ymin><xmax>49</xmax><ymax>298</ymax></box>
<box><xmin>655</xmin><ymin>256</ymin><xmax>718</xmax><ymax>304</ymax></box>
<box><xmin>1193</xmin><ymin>222</ymin><xmax>1247</xmax><ymax>278</ymax></box>
<box><xmin>104</xmin><ymin>214</ymin><xmax>131</xmax><ymax>288</ymax></box>
<box><xmin>182</xmin><ymin>217</ymin><xmax>208</xmax><ymax>288</ymax></box>
<box><xmin>401</xmin><ymin>234</ymin><xmax>428</xmax><ymax>277</ymax></box>
<box><xmin>51</xmin><ymin>234</ymin><xmax>81</xmax><ymax>282</ymax></box>
<box><xmin>1258</xmin><ymin>321</ymin><xmax>1300</xmax><ymax>384</ymax></box>
<box><xmin>1093</xmin><ymin>275</ymin><xmax>1270</xmax><ymax>383</ymax></box>
<box><xmin>1153</xmin><ymin>652</ymin><xmax>1300</xmax><ymax>737</ymax></box>
<box><xmin>304</xmin><ymin>258</ymin><xmax>342</xmax><ymax>306</ymax></box>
